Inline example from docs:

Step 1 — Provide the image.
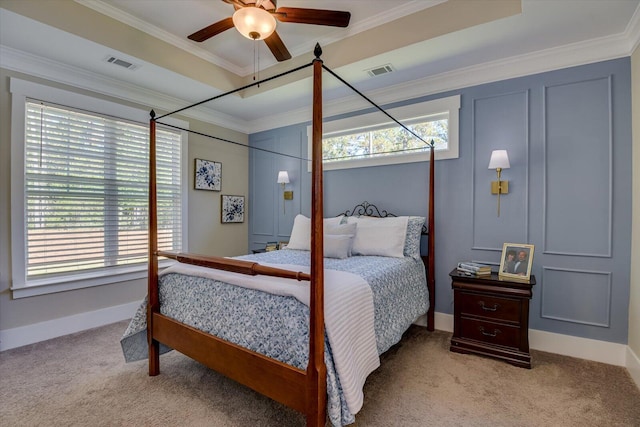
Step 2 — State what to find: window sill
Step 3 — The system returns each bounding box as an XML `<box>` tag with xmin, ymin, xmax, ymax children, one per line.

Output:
<box><xmin>10</xmin><ymin>260</ymin><xmax>175</xmax><ymax>299</ymax></box>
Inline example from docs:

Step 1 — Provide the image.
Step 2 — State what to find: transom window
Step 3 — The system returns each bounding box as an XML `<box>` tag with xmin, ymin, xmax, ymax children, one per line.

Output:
<box><xmin>308</xmin><ymin>95</ymin><xmax>459</xmax><ymax>171</ymax></box>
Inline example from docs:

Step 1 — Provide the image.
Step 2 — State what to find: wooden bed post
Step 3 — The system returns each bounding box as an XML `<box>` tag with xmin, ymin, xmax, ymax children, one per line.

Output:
<box><xmin>147</xmin><ymin>112</ymin><xmax>160</xmax><ymax>375</ymax></box>
<box><xmin>427</xmin><ymin>143</ymin><xmax>435</xmax><ymax>331</ymax></box>
<box><xmin>307</xmin><ymin>43</ymin><xmax>327</xmax><ymax>427</ymax></box>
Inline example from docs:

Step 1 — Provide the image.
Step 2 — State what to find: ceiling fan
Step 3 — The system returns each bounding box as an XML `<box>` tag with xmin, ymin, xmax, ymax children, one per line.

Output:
<box><xmin>188</xmin><ymin>0</ymin><xmax>351</xmax><ymax>62</ymax></box>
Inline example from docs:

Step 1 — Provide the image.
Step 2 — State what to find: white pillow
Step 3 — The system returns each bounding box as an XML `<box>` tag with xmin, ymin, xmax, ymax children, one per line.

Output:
<box><xmin>326</xmin><ymin>223</ymin><xmax>357</xmax><ymax>256</ymax></box>
<box><xmin>287</xmin><ymin>215</ymin><xmax>351</xmax><ymax>251</ymax></box>
<box><xmin>323</xmin><ymin>234</ymin><xmax>353</xmax><ymax>259</ymax></box>
<box><xmin>346</xmin><ymin>216</ymin><xmax>408</xmax><ymax>258</ymax></box>
<box><xmin>324</xmin><ymin>215</ymin><xmax>344</xmax><ymax>227</ymax></box>
<box><xmin>287</xmin><ymin>214</ymin><xmax>311</xmax><ymax>250</ymax></box>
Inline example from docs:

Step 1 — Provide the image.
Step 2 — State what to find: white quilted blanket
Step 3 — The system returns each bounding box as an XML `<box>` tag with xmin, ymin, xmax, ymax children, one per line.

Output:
<box><xmin>159</xmin><ymin>262</ymin><xmax>380</xmax><ymax>414</ymax></box>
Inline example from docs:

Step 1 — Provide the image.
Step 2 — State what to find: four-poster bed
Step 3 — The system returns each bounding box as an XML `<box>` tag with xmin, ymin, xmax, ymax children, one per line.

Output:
<box><xmin>121</xmin><ymin>45</ymin><xmax>436</xmax><ymax>426</ymax></box>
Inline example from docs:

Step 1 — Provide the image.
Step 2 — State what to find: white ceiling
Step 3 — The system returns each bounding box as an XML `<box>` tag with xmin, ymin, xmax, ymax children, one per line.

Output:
<box><xmin>1</xmin><ymin>0</ymin><xmax>639</xmax><ymax>133</ymax></box>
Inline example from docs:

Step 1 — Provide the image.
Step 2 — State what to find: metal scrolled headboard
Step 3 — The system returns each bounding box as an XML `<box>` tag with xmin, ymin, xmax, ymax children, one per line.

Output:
<box><xmin>339</xmin><ymin>201</ymin><xmax>428</xmax><ymax>234</ymax></box>
<box><xmin>340</xmin><ymin>201</ymin><xmax>395</xmax><ymax>218</ymax></box>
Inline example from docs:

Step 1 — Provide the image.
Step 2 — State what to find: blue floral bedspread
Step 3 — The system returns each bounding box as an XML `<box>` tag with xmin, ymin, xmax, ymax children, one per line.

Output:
<box><xmin>120</xmin><ymin>249</ymin><xmax>429</xmax><ymax>426</ymax></box>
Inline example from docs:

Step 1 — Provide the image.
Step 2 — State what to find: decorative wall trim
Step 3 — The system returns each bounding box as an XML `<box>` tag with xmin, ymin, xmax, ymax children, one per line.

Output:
<box><xmin>542</xmin><ymin>76</ymin><xmax>613</xmax><ymax>257</ymax></box>
<box><xmin>0</xmin><ymin>301</ymin><xmax>141</xmax><ymax>352</ymax></box>
<box><xmin>471</xmin><ymin>90</ymin><xmax>530</xmax><ymax>251</ymax></box>
<box><xmin>540</xmin><ymin>267</ymin><xmax>612</xmax><ymax>327</ymax></box>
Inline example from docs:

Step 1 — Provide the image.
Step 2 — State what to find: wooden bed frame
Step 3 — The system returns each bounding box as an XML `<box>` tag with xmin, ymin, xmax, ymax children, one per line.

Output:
<box><xmin>146</xmin><ymin>47</ymin><xmax>435</xmax><ymax>426</ymax></box>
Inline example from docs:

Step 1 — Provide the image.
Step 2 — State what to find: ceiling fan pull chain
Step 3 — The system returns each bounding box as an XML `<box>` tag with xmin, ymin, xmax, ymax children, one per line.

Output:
<box><xmin>251</xmin><ymin>37</ymin><xmax>261</xmax><ymax>87</ymax></box>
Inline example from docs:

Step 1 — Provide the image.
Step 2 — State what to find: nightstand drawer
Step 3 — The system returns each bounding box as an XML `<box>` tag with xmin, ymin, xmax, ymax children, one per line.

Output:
<box><xmin>460</xmin><ymin>318</ymin><xmax>521</xmax><ymax>348</ymax></box>
<box><xmin>458</xmin><ymin>292</ymin><xmax>520</xmax><ymax>323</ymax></box>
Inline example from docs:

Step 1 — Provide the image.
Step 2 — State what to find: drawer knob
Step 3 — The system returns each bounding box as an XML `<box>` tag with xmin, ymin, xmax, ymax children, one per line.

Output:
<box><xmin>479</xmin><ymin>301</ymin><xmax>499</xmax><ymax>312</ymax></box>
<box><xmin>479</xmin><ymin>326</ymin><xmax>501</xmax><ymax>337</ymax></box>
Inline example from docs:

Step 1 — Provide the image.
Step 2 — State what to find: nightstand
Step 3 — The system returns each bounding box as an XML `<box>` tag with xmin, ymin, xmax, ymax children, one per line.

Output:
<box><xmin>449</xmin><ymin>268</ymin><xmax>535</xmax><ymax>369</ymax></box>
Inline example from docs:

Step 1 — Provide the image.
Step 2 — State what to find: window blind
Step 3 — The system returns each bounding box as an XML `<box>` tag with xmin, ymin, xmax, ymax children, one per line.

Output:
<box><xmin>24</xmin><ymin>100</ymin><xmax>182</xmax><ymax>279</ymax></box>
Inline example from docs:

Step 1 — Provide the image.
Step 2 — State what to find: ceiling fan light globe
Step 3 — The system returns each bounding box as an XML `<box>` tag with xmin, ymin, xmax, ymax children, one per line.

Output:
<box><xmin>232</xmin><ymin>7</ymin><xmax>276</xmax><ymax>40</ymax></box>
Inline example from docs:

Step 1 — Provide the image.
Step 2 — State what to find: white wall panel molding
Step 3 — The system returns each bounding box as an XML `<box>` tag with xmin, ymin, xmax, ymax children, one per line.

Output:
<box><xmin>471</xmin><ymin>90</ymin><xmax>530</xmax><ymax>251</ymax></box>
<box><xmin>541</xmin><ymin>267</ymin><xmax>612</xmax><ymax>327</ymax></box>
<box><xmin>542</xmin><ymin>76</ymin><xmax>613</xmax><ymax>257</ymax></box>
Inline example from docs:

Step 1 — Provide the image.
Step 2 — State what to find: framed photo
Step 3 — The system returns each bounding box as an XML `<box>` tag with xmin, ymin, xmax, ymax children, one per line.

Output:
<box><xmin>221</xmin><ymin>195</ymin><xmax>245</xmax><ymax>223</ymax></box>
<box><xmin>499</xmin><ymin>243</ymin><xmax>535</xmax><ymax>280</ymax></box>
<box><xmin>194</xmin><ymin>158</ymin><xmax>221</xmax><ymax>191</ymax></box>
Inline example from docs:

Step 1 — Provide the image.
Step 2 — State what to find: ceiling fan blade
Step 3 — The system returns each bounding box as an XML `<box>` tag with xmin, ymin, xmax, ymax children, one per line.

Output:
<box><xmin>275</xmin><ymin>8</ymin><xmax>350</xmax><ymax>27</ymax></box>
<box><xmin>264</xmin><ymin>31</ymin><xmax>292</xmax><ymax>62</ymax></box>
<box><xmin>188</xmin><ymin>17</ymin><xmax>235</xmax><ymax>42</ymax></box>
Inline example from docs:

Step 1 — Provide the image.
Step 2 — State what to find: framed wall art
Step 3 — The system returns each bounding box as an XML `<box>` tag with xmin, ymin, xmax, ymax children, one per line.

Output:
<box><xmin>194</xmin><ymin>158</ymin><xmax>221</xmax><ymax>191</ymax></box>
<box><xmin>221</xmin><ymin>195</ymin><xmax>245</xmax><ymax>223</ymax></box>
<box><xmin>499</xmin><ymin>243</ymin><xmax>535</xmax><ymax>280</ymax></box>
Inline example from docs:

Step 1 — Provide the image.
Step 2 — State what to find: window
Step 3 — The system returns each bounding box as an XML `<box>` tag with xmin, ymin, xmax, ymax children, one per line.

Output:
<box><xmin>10</xmin><ymin>78</ymin><xmax>188</xmax><ymax>298</ymax></box>
<box><xmin>308</xmin><ymin>95</ymin><xmax>459</xmax><ymax>171</ymax></box>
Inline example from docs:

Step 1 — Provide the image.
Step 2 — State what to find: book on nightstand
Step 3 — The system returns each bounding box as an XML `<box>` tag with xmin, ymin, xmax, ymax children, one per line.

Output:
<box><xmin>265</xmin><ymin>241</ymin><xmax>278</xmax><ymax>252</ymax></box>
<box><xmin>457</xmin><ymin>261</ymin><xmax>492</xmax><ymax>276</ymax></box>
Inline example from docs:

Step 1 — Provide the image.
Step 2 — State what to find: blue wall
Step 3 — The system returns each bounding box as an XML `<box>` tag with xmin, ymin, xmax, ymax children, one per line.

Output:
<box><xmin>249</xmin><ymin>58</ymin><xmax>632</xmax><ymax>344</ymax></box>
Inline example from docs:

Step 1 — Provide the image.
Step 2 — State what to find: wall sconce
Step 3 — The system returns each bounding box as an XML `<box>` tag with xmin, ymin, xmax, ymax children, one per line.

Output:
<box><xmin>488</xmin><ymin>150</ymin><xmax>510</xmax><ymax>217</ymax></box>
<box><xmin>277</xmin><ymin>171</ymin><xmax>293</xmax><ymax>214</ymax></box>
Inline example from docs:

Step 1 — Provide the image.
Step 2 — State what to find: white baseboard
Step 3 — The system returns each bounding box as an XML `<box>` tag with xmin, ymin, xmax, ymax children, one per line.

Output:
<box><xmin>0</xmin><ymin>300</ymin><xmax>141</xmax><ymax>352</ymax></box>
<box><xmin>528</xmin><ymin>328</ymin><xmax>628</xmax><ymax>366</ymax></box>
<box><xmin>419</xmin><ymin>312</ymin><xmax>630</xmax><ymax>368</ymax></box>
<box><xmin>627</xmin><ymin>346</ymin><xmax>640</xmax><ymax>389</ymax></box>
<box><xmin>1</xmin><ymin>305</ymin><xmax>636</xmax><ymax>385</ymax></box>
<box><xmin>434</xmin><ymin>312</ymin><xmax>454</xmax><ymax>332</ymax></box>
<box><xmin>413</xmin><ymin>311</ymin><xmax>453</xmax><ymax>332</ymax></box>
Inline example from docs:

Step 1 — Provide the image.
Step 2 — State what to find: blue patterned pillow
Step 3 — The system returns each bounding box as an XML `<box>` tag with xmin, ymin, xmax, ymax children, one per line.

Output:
<box><xmin>404</xmin><ymin>216</ymin><xmax>425</xmax><ymax>260</ymax></box>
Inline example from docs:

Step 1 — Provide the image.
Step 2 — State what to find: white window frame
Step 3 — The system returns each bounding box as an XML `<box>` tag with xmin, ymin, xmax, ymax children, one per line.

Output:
<box><xmin>307</xmin><ymin>95</ymin><xmax>460</xmax><ymax>171</ymax></box>
<box><xmin>10</xmin><ymin>78</ymin><xmax>188</xmax><ymax>298</ymax></box>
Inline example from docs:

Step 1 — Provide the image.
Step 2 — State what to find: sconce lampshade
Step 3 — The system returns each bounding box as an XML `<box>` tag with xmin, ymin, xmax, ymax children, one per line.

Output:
<box><xmin>232</xmin><ymin>7</ymin><xmax>277</xmax><ymax>40</ymax></box>
<box><xmin>488</xmin><ymin>150</ymin><xmax>510</xmax><ymax>170</ymax></box>
<box><xmin>277</xmin><ymin>171</ymin><xmax>289</xmax><ymax>184</ymax></box>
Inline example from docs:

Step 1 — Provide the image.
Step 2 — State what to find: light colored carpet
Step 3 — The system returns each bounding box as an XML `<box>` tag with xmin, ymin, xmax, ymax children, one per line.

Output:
<box><xmin>1</xmin><ymin>321</ymin><xmax>639</xmax><ymax>426</ymax></box>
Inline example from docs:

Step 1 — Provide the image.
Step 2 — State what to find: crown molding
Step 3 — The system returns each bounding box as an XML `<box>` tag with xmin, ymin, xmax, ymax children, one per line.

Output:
<box><xmin>627</xmin><ymin>0</ymin><xmax>640</xmax><ymax>53</ymax></box>
<box><xmin>245</xmin><ymin>26</ymin><xmax>639</xmax><ymax>133</ymax></box>
<box><xmin>0</xmin><ymin>45</ymin><xmax>249</xmax><ymax>133</ymax></box>
<box><xmin>76</xmin><ymin>0</ymin><xmax>445</xmax><ymax>78</ymax></box>
<box><xmin>2</xmin><ymin>9</ymin><xmax>638</xmax><ymax>136</ymax></box>
<box><xmin>75</xmin><ymin>0</ymin><xmax>245</xmax><ymax>75</ymax></box>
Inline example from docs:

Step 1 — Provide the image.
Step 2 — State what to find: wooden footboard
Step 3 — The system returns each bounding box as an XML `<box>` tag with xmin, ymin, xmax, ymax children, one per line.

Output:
<box><xmin>152</xmin><ymin>313</ymin><xmax>309</xmax><ymax>411</ymax></box>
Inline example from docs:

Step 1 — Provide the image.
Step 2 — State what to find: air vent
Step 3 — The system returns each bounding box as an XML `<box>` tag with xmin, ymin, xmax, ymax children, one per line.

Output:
<box><xmin>366</xmin><ymin>64</ymin><xmax>394</xmax><ymax>77</ymax></box>
<box><xmin>104</xmin><ymin>55</ymin><xmax>137</xmax><ymax>70</ymax></box>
